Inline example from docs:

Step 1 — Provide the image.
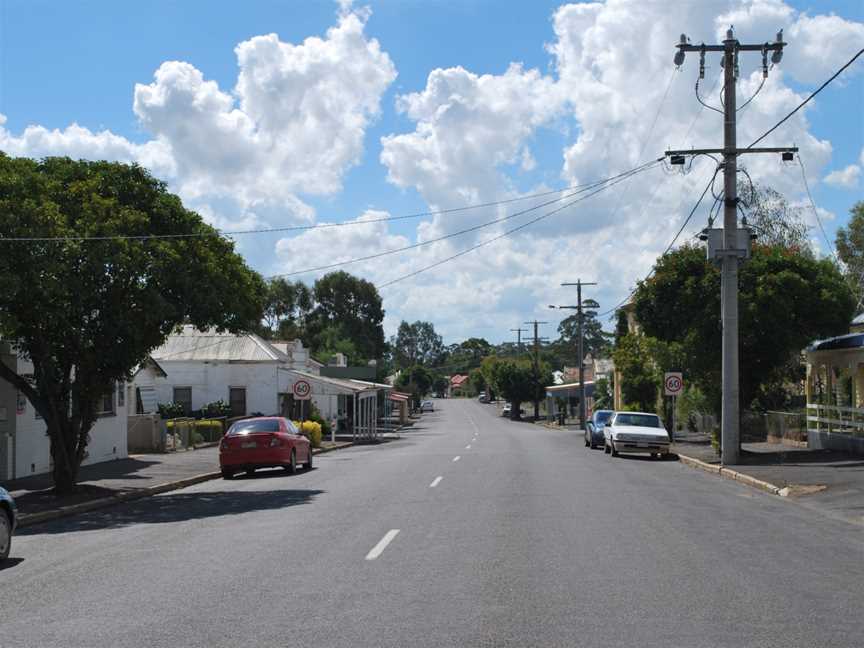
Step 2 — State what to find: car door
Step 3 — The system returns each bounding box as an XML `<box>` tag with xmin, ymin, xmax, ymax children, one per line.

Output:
<box><xmin>286</xmin><ymin>419</ymin><xmax>310</xmax><ymax>462</ymax></box>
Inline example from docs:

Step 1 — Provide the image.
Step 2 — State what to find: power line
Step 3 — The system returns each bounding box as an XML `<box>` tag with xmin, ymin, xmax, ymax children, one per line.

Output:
<box><xmin>0</xmin><ymin>167</ymin><xmax>661</xmax><ymax>244</ymax></box>
<box><xmin>378</xmin><ymin>161</ymin><xmax>661</xmax><ymax>289</ymax></box>
<box><xmin>275</xmin><ymin>159</ymin><xmax>662</xmax><ymax>279</ymax></box>
<box><xmin>748</xmin><ymin>47</ymin><xmax>864</xmax><ymax>149</ymax></box>
<box><xmin>597</xmin><ymin>164</ymin><xmax>720</xmax><ymax>319</ymax></box>
<box><xmin>797</xmin><ymin>156</ymin><xmax>838</xmax><ymax>263</ymax></box>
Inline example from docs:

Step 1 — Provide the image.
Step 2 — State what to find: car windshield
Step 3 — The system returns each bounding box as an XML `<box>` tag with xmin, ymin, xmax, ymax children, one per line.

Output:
<box><xmin>613</xmin><ymin>413</ymin><xmax>661</xmax><ymax>428</ymax></box>
<box><xmin>228</xmin><ymin>419</ymin><xmax>280</xmax><ymax>435</ymax></box>
<box><xmin>594</xmin><ymin>411</ymin><xmax>613</xmax><ymax>424</ymax></box>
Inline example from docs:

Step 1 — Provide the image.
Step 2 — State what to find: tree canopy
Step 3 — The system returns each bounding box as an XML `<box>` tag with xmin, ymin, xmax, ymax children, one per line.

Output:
<box><xmin>391</xmin><ymin>320</ymin><xmax>444</xmax><ymax>369</ymax></box>
<box><xmin>835</xmin><ymin>201</ymin><xmax>864</xmax><ymax>303</ymax></box>
<box><xmin>0</xmin><ymin>155</ymin><xmax>266</xmax><ymax>492</ymax></box>
<box><xmin>631</xmin><ymin>242</ymin><xmax>854</xmax><ymax>412</ymax></box>
<box><xmin>305</xmin><ymin>271</ymin><xmax>386</xmax><ymax>363</ymax></box>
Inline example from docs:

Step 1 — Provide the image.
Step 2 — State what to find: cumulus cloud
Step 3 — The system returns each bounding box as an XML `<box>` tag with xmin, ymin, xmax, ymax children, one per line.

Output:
<box><xmin>1</xmin><ymin>7</ymin><xmax>396</xmax><ymax>229</ymax></box>
<box><xmin>824</xmin><ymin>164</ymin><xmax>861</xmax><ymax>189</ymax></box>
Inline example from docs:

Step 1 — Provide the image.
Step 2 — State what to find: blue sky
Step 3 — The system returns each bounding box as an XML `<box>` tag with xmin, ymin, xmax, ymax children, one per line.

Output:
<box><xmin>1</xmin><ymin>0</ymin><xmax>862</xmax><ymax>342</ymax></box>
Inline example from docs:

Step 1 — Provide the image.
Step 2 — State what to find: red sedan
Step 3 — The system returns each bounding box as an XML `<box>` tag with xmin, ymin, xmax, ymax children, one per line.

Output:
<box><xmin>219</xmin><ymin>417</ymin><xmax>313</xmax><ymax>479</ymax></box>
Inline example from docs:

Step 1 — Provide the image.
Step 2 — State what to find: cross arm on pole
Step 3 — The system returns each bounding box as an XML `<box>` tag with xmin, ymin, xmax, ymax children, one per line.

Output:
<box><xmin>665</xmin><ymin>147</ymin><xmax>798</xmax><ymax>157</ymax></box>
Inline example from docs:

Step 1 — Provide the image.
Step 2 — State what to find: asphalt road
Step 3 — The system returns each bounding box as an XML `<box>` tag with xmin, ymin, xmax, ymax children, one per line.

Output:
<box><xmin>2</xmin><ymin>399</ymin><xmax>862</xmax><ymax>648</ymax></box>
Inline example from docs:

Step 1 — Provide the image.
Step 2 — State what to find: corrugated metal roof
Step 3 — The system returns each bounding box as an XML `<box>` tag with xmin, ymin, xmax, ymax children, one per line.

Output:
<box><xmin>149</xmin><ymin>326</ymin><xmax>288</xmax><ymax>363</ymax></box>
<box><xmin>808</xmin><ymin>332</ymin><xmax>864</xmax><ymax>352</ymax></box>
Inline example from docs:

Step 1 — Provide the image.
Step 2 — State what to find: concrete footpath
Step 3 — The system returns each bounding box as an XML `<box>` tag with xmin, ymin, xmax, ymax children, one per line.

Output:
<box><xmin>3</xmin><ymin>441</ymin><xmax>352</xmax><ymax>527</ymax></box>
<box><xmin>674</xmin><ymin>438</ymin><xmax>864</xmax><ymax>525</ymax></box>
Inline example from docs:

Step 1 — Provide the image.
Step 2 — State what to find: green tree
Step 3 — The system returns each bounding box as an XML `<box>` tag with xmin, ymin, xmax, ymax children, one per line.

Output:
<box><xmin>469</xmin><ymin>367</ymin><xmax>486</xmax><ymax>396</ymax></box>
<box><xmin>306</xmin><ymin>271</ymin><xmax>386</xmax><ymax>363</ymax></box>
<box><xmin>835</xmin><ymin>201</ymin><xmax>864</xmax><ymax>301</ymax></box>
<box><xmin>739</xmin><ymin>181</ymin><xmax>811</xmax><ymax>250</ymax></box>
<box><xmin>442</xmin><ymin>337</ymin><xmax>492</xmax><ymax>373</ymax></box>
<box><xmin>257</xmin><ymin>278</ymin><xmax>312</xmax><ymax>340</ymax></box>
<box><xmin>612</xmin><ymin>334</ymin><xmax>660</xmax><ymax>412</ymax></box>
<box><xmin>593</xmin><ymin>376</ymin><xmax>613</xmax><ymax>410</ymax></box>
<box><xmin>391</xmin><ymin>320</ymin><xmax>444</xmax><ymax>369</ymax></box>
<box><xmin>555</xmin><ymin>308</ymin><xmax>613</xmax><ymax>363</ymax></box>
<box><xmin>633</xmin><ymin>242</ymin><xmax>854</xmax><ymax>414</ymax></box>
<box><xmin>395</xmin><ymin>364</ymin><xmax>434</xmax><ymax>403</ymax></box>
<box><xmin>0</xmin><ymin>155</ymin><xmax>265</xmax><ymax>493</ymax></box>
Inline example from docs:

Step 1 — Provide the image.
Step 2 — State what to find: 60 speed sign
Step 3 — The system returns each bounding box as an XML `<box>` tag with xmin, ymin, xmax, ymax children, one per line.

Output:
<box><xmin>292</xmin><ymin>379</ymin><xmax>312</xmax><ymax>400</ymax></box>
<box><xmin>664</xmin><ymin>372</ymin><xmax>683</xmax><ymax>397</ymax></box>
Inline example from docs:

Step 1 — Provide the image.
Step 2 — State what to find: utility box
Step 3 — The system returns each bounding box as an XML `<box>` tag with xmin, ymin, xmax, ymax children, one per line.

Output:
<box><xmin>701</xmin><ymin>227</ymin><xmax>755</xmax><ymax>263</ymax></box>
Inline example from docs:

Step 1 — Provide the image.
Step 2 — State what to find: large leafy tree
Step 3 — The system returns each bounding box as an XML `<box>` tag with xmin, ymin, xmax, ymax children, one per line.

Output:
<box><xmin>835</xmin><ymin>201</ymin><xmax>864</xmax><ymax>302</ymax></box>
<box><xmin>257</xmin><ymin>278</ymin><xmax>313</xmax><ymax>340</ymax></box>
<box><xmin>395</xmin><ymin>364</ymin><xmax>434</xmax><ymax>404</ymax></box>
<box><xmin>554</xmin><ymin>307</ymin><xmax>613</xmax><ymax>364</ymax></box>
<box><xmin>441</xmin><ymin>337</ymin><xmax>492</xmax><ymax>373</ymax></box>
<box><xmin>306</xmin><ymin>271</ymin><xmax>386</xmax><ymax>363</ymax></box>
<box><xmin>481</xmin><ymin>356</ymin><xmax>550</xmax><ymax>420</ymax></box>
<box><xmin>632</xmin><ymin>242</ymin><xmax>854</xmax><ymax>412</ymax></box>
<box><xmin>391</xmin><ymin>320</ymin><xmax>444</xmax><ymax>369</ymax></box>
<box><xmin>0</xmin><ymin>156</ymin><xmax>266</xmax><ymax>492</ymax></box>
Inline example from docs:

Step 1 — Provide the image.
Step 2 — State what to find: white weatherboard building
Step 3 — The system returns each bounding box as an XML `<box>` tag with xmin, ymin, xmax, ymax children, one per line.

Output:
<box><xmin>0</xmin><ymin>342</ymin><xmax>128</xmax><ymax>481</ymax></box>
<box><xmin>132</xmin><ymin>327</ymin><xmax>383</xmax><ymax>439</ymax></box>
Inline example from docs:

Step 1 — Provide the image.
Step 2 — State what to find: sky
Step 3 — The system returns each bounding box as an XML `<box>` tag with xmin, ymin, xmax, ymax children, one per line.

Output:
<box><xmin>1</xmin><ymin>0</ymin><xmax>862</xmax><ymax>345</ymax></box>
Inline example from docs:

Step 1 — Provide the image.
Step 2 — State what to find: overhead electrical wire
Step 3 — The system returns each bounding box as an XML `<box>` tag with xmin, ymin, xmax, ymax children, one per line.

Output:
<box><xmin>797</xmin><ymin>156</ymin><xmax>839</xmax><ymax>263</ymax></box>
<box><xmin>377</xmin><ymin>161</ymin><xmax>663</xmax><ymax>289</ymax></box>
<box><xmin>0</xmin><ymin>171</ymin><xmax>657</xmax><ymax>244</ymax></box>
<box><xmin>596</xmin><ymin>165</ymin><xmax>720</xmax><ymax>318</ymax></box>
<box><xmin>748</xmin><ymin>47</ymin><xmax>864</xmax><ymax>149</ymax></box>
<box><xmin>273</xmin><ymin>159</ymin><xmax>663</xmax><ymax>278</ymax></box>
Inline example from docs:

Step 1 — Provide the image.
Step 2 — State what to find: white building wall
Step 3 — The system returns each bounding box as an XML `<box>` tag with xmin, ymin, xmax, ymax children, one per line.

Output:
<box><xmin>147</xmin><ymin>361</ymin><xmax>280</xmax><ymax>416</ymax></box>
<box><xmin>8</xmin><ymin>357</ymin><xmax>128</xmax><ymax>479</ymax></box>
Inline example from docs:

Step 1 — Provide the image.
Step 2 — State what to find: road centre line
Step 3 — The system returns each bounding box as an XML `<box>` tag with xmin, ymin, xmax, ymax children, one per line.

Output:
<box><xmin>466</xmin><ymin>444</ymin><xmax>471</xmax><ymax>449</ymax></box>
<box><xmin>429</xmin><ymin>476</ymin><xmax>443</xmax><ymax>488</ymax></box>
<box><xmin>453</xmin><ymin>455</ymin><xmax>461</xmax><ymax>462</ymax></box>
<box><xmin>365</xmin><ymin>529</ymin><xmax>400</xmax><ymax>560</ymax></box>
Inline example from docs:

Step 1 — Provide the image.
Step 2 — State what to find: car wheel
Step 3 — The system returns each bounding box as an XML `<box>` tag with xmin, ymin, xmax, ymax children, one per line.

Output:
<box><xmin>221</xmin><ymin>469</ymin><xmax>234</xmax><ymax>480</ymax></box>
<box><xmin>284</xmin><ymin>449</ymin><xmax>297</xmax><ymax>474</ymax></box>
<box><xmin>304</xmin><ymin>447</ymin><xmax>313</xmax><ymax>470</ymax></box>
<box><xmin>0</xmin><ymin>512</ymin><xmax>11</xmax><ymax>561</ymax></box>
<box><xmin>610</xmin><ymin>442</ymin><xmax>619</xmax><ymax>457</ymax></box>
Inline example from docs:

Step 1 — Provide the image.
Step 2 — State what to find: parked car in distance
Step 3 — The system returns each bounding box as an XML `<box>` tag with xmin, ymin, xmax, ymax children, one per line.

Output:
<box><xmin>603</xmin><ymin>411</ymin><xmax>670</xmax><ymax>459</ymax></box>
<box><xmin>478</xmin><ymin>391</ymin><xmax>486</xmax><ymax>402</ymax></box>
<box><xmin>420</xmin><ymin>400</ymin><xmax>434</xmax><ymax>412</ymax></box>
<box><xmin>585</xmin><ymin>409</ymin><xmax>614</xmax><ymax>449</ymax></box>
<box><xmin>0</xmin><ymin>486</ymin><xmax>17</xmax><ymax>562</ymax></box>
<box><xmin>219</xmin><ymin>417</ymin><xmax>312</xmax><ymax>479</ymax></box>
<box><xmin>501</xmin><ymin>403</ymin><xmax>525</xmax><ymax>418</ymax></box>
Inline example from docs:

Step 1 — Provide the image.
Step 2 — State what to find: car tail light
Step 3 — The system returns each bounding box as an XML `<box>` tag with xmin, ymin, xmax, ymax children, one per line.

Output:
<box><xmin>219</xmin><ymin>438</ymin><xmax>230</xmax><ymax>451</ymax></box>
<box><xmin>269</xmin><ymin>435</ymin><xmax>282</xmax><ymax>448</ymax></box>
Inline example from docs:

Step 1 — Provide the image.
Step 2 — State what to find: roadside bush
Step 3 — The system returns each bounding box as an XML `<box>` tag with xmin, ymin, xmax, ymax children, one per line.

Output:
<box><xmin>308</xmin><ymin>404</ymin><xmax>332</xmax><ymax>440</ymax></box>
<box><xmin>157</xmin><ymin>402</ymin><xmax>185</xmax><ymax>419</ymax></box>
<box><xmin>292</xmin><ymin>420</ymin><xmax>322</xmax><ymax>448</ymax></box>
<box><xmin>195</xmin><ymin>419</ymin><xmax>223</xmax><ymax>442</ymax></box>
<box><xmin>201</xmin><ymin>400</ymin><xmax>231</xmax><ymax>418</ymax></box>
<box><xmin>191</xmin><ymin>431</ymin><xmax>205</xmax><ymax>445</ymax></box>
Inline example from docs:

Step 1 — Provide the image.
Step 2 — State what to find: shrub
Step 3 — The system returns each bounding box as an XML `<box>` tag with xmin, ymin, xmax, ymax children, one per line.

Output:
<box><xmin>292</xmin><ymin>420</ymin><xmax>322</xmax><ymax>448</ymax></box>
<box><xmin>157</xmin><ymin>402</ymin><xmax>186</xmax><ymax>419</ymax></box>
<box><xmin>201</xmin><ymin>400</ymin><xmax>231</xmax><ymax>418</ymax></box>
<box><xmin>194</xmin><ymin>419</ymin><xmax>224</xmax><ymax>442</ymax></box>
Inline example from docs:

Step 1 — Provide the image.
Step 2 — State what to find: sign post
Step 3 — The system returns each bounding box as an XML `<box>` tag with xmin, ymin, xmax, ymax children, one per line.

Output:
<box><xmin>664</xmin><ymin>372</ymin><xmax>683</xmax><ymax>441</ymax></box>
<box><xmin>292</xmin><ymin>379</ymin><xmax>312</xmax><ymax>421</ymax></box>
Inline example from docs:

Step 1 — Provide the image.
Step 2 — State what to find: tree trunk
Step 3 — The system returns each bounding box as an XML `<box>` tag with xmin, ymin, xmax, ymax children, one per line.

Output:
<box><xmin>47</xmin><ymin>418</ymin><xmax>82</xmax><ymax>495</ymax></box>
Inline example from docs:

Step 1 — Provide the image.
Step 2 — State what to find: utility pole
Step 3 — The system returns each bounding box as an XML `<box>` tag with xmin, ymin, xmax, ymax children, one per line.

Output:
<box><xmin>524</xmin><ymin>320</ymin><xmax>548</xmax><ymax>420</ymax></box>
<box><xmin>509</xmin><ymin>327</ymin><xmax>527</xmax><ymax>356</ymax></box>
<box><xmin>667</xmin><ymin>27</ymin><xmax>795</xmax><ymax>465</ymax></box>
<box><xmin>561</xmin><ymin>280</ymin><xmax>597</xmax><ymax>431</ymax></box>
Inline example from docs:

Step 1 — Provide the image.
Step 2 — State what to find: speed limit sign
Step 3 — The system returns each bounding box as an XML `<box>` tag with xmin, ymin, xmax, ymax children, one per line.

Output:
<box><xmin>292</xmin><ymin>379</ymin><xmax>312</xmax><ymax>400</ymax></box>
<box><xmin>664</xmin><ymin>372</ymin><xmax>683</xmax><ymax>397</ymax></box>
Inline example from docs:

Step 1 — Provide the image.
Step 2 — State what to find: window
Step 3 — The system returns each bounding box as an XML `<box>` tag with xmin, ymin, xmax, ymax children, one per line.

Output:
<box><xmin>117</xmin><ymin>382</ymin><xmax>125</xmax><ymax>408</ymax></box>
<box><xmin>614</xmin><ymin>413</ymin><xmax>660</xmax><ymax>428</ymax></box>
<box><xmin>229</xmin><ymin>387</ymin><xmax>246</xmax><ymax>417</ymax></box>
<box><xmin>228</xmin><ymin>418</ymin><xmax>280</xmax><ymax>435</ymax></box>
<box><xmin>98</xmin><ymin>390</ymin><xmax>115</xmax><ymax>416</ymax></box>
<box><xmin>173</xmin><ymin>387</ymin><xmax>192</xmax><ymax>416</ymax></box>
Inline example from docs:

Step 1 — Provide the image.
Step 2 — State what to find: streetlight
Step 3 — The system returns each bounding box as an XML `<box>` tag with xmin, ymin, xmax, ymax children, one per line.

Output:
<box><xmin>549</xmin><ymin>301</ymin><xmax>597</xmax><ymax>430</ymax></box>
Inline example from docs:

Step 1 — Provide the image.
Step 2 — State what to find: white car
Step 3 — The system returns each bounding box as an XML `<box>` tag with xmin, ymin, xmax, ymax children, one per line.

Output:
<box><xmin>604</xmin><ymin>411</ymin><xmax>671</xmax><ymax>459</ymax></box>
<box><xmin>420</xmin><ymin>400</ymin><xmax>434</xmax><ymax>412</ymax></box>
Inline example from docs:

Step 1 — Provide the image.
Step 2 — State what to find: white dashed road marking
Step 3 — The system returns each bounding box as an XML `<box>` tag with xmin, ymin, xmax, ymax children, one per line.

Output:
<box><xmin>430</xmin><ymin>476</ymin><xmax>443</xmax><ymax>488</ymax></box>
<box><xmin>453</xmin><ymin>456</ymin><xmax>461</xmax><ymax>462</ymax></box>
<box><xmin>365</xmin><ymin>530</ymin><xmax>400</xmax><ymax>560</ymax></box>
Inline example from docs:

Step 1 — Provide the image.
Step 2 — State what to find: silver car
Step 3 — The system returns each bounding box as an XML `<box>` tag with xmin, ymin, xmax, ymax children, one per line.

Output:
<box><xmin>585</xmin><ymin>409</ymin><xmax>614</xmax><ymax>449</ymax></box>
<box><xmin>1</xmin><ymin>486</ymin><xmax>17</xmax><ymax>561</ymax></box>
